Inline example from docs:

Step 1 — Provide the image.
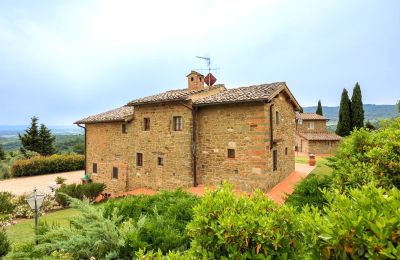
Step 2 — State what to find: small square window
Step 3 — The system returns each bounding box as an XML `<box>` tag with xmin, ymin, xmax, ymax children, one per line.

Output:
<box><xmin>173</xmin><ymin>116</ymin><xmax>183</xmax><ymax>131</ymax></box>
<box><xmin>227</xmin><ymin>149</ymin><xmax>235</xmax><ymax>158</ymax></box>
<box><xmin>112</xmin><ymin>167</ymin><xmax>118</xmax><ymax>179</ymax></box>
<box><xmin>122</xmin><ymin>123</ymin><xmax>127</xmax><ymax>134</ymax></box>
<box><xmin>93</xmin><ymin>163</ymin><xmax>97</xmax><ymax>174</ymax></box>
<box><xmin>143</xmin><ymin>118</ymin><xmax>150</xmax><ymax>131</ymax></box>
<box><xmin>137</xmin><ymin>153</ymin><xmax>143</xmax><ymax>166</ymax></box>
<box><xmin>157</xmin><ymin>156</ymin><xmax>164</xmax><ymax>166</ymax></box>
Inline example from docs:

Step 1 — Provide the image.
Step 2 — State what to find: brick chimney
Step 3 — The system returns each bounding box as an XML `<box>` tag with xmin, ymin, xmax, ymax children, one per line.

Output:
<box><xmin>187</xmin><ymin>71</ymin><xmax>204</xmax><ymax>90</ymax></box>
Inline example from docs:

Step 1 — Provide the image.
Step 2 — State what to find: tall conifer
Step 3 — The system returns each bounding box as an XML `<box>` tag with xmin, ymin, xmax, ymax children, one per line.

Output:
<box><xmin>19</xmin><ymin>116</ymin><xmax>40</xmax><ymax>154</ymax></box>
<box><xmin>351</xmin><ymin>82</ymin><xmax>364</xmax><ymax>129</ymax></box>
<box><xmin>336</xmin><ymin>89</ymin><xmax>352</xmax><ymax>136</ymax></box>
<box><xmin>316</xmin><ymin>100</ymin><xmax>323</xmax><ymax>116</ymax></box>
<box><xmin>38</xmin><ymin>124</ymin><xmax>56</xmax><ymax>156</ymax></box>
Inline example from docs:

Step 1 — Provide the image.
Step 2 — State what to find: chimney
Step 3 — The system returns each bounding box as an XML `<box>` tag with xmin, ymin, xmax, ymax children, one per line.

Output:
<box><xmin>187</xmin><ymin>71</ymin><xmax>204</xmax><ymax>90</ymax></box>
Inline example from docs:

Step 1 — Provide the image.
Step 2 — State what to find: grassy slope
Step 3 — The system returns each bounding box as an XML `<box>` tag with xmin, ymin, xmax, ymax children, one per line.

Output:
<box><xmin>295</xmin><ymin>156</ymin><xmax>333</xmax><ymax>176</ymax></box>
<box><xmin>6</xmin><ymin>208</ymin><xmax>80</xmax><ymax>246</ymax></box>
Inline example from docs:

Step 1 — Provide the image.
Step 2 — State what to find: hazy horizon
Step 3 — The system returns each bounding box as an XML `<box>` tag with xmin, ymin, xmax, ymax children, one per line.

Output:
<box><xmin>1</xmin><ymin>0</ymin><xmax>399</xmax><ymax>125</ymax></box>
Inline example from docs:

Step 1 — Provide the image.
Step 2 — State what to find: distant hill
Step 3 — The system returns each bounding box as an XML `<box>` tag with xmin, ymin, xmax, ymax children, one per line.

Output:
<box><xmin>303</xmin><ymin>104</ymin><xmax>398</xmax><ymax>125</ymax></box>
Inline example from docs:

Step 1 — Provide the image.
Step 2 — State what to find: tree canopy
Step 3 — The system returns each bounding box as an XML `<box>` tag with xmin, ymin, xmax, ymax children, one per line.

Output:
<box><xmin>336</xmin><ymin>89</ymin><xmax>352</xmax><ymax>136</ymax></box>
<box><xmin>315</xmin><ymin>100</ymin><xmax>323</xmax><ymax>116</ymax></box>
<box><xmin>19</xmin><ymin>117</ymin><xmax>56</xmax><ymax>156</ymax></box>
<box><xmin>350</xmin><ymin>82</ymin><xmax>364</xmax><ymax>129</ymax></box>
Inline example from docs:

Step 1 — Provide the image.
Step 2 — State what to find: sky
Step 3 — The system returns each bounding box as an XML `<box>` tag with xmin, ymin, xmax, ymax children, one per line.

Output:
<box><xmin>0</xmin><ymin>0</ymin><xmax>399</xmax><ymax>125</ymax></box>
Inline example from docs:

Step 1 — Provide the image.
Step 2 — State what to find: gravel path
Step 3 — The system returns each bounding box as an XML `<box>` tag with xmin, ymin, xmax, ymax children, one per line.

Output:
<box><xmin>0</xmin><ymin>170</ymin><xmax>84</xmax><ymax>195</ymax></box>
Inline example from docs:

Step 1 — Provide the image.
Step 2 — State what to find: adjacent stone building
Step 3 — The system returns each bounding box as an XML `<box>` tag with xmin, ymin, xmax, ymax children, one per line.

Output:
<box><xmin>75</xmin><ymin>71</ymin><xmax>301</xmax><ymax>195</ymax></box>
<box><xmin>295</xmin><ymin>113</ymin><xmax>341</xmax><ymax>155</ymax></box>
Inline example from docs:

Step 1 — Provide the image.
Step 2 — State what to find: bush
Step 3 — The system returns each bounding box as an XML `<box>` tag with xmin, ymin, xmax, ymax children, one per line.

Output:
<box><xmin>103</xmin><ymin>190</ymin><xmax>199</xmax><ymax>257</ymax></box>
<box><xmin>55</xmin><ymin>182</ymin><xmax>106</xmax><ymax>207</ymax></box>
<box><xmin>301</xmin><ymin>184</ymin><xmax>400</xmax><ymax>259</ymax></box>
<box><xmin>11</xmin><ymin>154</ymin><xmax>84</xmax><ymax>177</ymax></box>
<box><xmin>0</xmin><ymin>192</ymin><xmax>15</xmax><ymax>214</ymax></box>
<box><xmin>0</xmin><ymin>228</ymin><xmax>11</xmax><ymax>257</ymax></box>
<box><xmin>286</xmin><ymin>173</ymin><xmax>333</xmax><ymax>210</ymax></box>
<box><xmin>186</xmin><ymin>183</ymin><xmax>304</xmax><ymax>259</ymax></box>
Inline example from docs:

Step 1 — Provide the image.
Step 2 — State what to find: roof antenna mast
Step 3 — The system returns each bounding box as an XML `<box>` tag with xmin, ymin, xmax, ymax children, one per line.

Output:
<box><xmin>195</xmin><ymin>55</ymin><xmax>218</xmax><ymax>86</ymax></box>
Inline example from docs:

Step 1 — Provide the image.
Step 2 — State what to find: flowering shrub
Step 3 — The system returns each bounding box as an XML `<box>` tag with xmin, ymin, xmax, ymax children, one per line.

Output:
<box><xmin>11</xmin><ymin>154</ymin><xmax>84</xmax><ymax>177</ymax></box>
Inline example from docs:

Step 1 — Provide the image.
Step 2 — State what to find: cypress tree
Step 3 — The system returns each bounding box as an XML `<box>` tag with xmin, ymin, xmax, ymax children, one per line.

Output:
<box><xmin>0</xmin><ymin>144</ymin><xmax>5</xmax><ymax>160</ymax></box>
<box><xmin>316</xmin><ymin>100</ymin><xmax>323</xmax><ymax>116</ymax></box>
<box><xmin>397</xmin><ymin>100</ymin><xmax>400</xmax><ymax>113</ymax></box>
<box><xmin>19</xmin><ymin>116</ymin><xmax>40</xmax><ymax>154</ymax></box>
<box><xmin>38</xmin><ymin>124</ymin><xmax>56</xmax><ymax>156</ymax></box>
<box><xmin>350</xmin><ymin>82</ymin><xmax>364</xmax><ymax>129</ymax></box>
<box><xmin>336</xmin><ymin>89</ymin><xmax>352</xmax><ymax>136</ymax></box>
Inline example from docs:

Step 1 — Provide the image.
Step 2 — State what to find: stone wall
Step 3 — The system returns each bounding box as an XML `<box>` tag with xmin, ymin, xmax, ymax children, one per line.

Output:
<box><xmin>308</xmin><ymin>140</ymin><xmax>340</xmax><ymax>154</ymax></box>
<box><xmin>296</xmin><ymin>120</ymin><xmax>327</xmax><ymax>132</ymax></box>
<box><xmin>127</xmin><ymin>102</ymin><xmax>194</xmax><ymax>191</ymax></box>
<box><xmin>195</xmin><ymin>93</ymin><xmax>295</xmax><ymax>192</ymax></box>
<box><xmin>86</xmin><ymin>122</ymin><xmax>132</xmax><ymax>194</ymax></box>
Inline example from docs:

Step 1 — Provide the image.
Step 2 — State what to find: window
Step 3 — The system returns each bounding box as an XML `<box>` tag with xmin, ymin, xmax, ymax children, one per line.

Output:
<box><xmin>93</xmin><ymin>163</ymin><xmax>97</xmax><ymax>174</ymax></box>
<box><xmin>112</xmin><ymin>167</ymin><xmax>118</xmax><ymax>179</ymax></box>
<box><xmin>276</xmin><ymin>111</ymin><xmax>280</xmax><ymax>125</ymax></box>
<box><xmin>273</xmin><ymin>150</ymin><xmax>278</xmax><ymax>171</ymax></box>
<box><xmin>191</xmin><ymin>77</ymin><xmax>194</xmax><ymax>81</ymax></box>
<box><xmin>143</xmin><ymin>118</ymin><xmax>150</xmax><ymax>131</ymax></box>
<box><xmin>122</xmin><ymin>123</ymin><xmax>127</xmax><ymax>134</ymax></box>
<box><xmin>227</xmin><ymin>149</ymin><xmax>235</xmax><ymax>158</ymax></box>
<box><xmin>308</xmin><ymin>121</ymin><xmax>315</xmax><ymax>129</ymax></box>
<box><xmin>298</xmin><ymin>119</ymin><xmax>303</xmax><ymax>125</ymax></box>
<box><xmin>157</xmin><ymin>156</ymin><xmax>164</xmax><ymax>166</ymax></box>
<box><xmin>173</xmin><ymin>116</ymin><xmax>183</xmax><ymax>131</ymax></box>
<box><xmin>285</xmin><ymin>147</ymin><xmax>288</xmax><ymax>155</ymax></box>
<box><xmin>136</xmin><ymin>153</ymin><xmax>143</xmax><ymax>166</ymax></box>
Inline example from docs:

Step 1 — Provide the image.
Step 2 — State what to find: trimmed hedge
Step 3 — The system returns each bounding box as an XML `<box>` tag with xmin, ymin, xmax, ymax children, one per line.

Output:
<box><xmin>11</xmin><ymin>154</ymin><xmax>84</xmax><ymax>177</ymax></box>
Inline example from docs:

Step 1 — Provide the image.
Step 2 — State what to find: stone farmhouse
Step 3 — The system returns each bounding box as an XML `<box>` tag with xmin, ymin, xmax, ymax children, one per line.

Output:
<box><xmin>295</xmin><ymin>113</ymin><xmax>341</xmax><ymax>155</ymax></box>
<box><xmin>75</xmin><ymin>71</ymin><xmax>302</xmax><ymax>195</ymax></box>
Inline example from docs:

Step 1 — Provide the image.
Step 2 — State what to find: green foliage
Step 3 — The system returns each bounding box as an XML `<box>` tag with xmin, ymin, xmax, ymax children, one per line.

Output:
<box><xmin>316</xmin><ymin>99</ymin><xmax>323</xmax><ymax>115</ymax></box>
<box><xmin>37</xmin><ymin>124</ymin><xmax>56</xmax><ymax>156</ymax></box>
<box><xmin>301</xmin><ymin>184</ymin><xmax>400</xmax><ymax>259</ymax></box>
<box><xmin>72</xmin><ymin>142</ymin><xmax>84</xmax><ymax>155</ymax></box>
<box><xmin>0</xmin><ymin>144</ymin><xmax>5</xmax><ymax>160</ymax></box>
<box><xmin>103</xmin><ymin>190</ymin><xmax>199</xmax><ymax>256</ymax></box>
<box><xmin>0</xmin><ymin>192</ymin><xmax>15</xmax><ymax>214</ymax></box>
<box><xmin>18</xmin><ymin>116</ymin><xmax>40</xmax><ymax>155</ymax></box>
<box><xmin>285</xmin><ymin>173</ymin><xmax>332</xmax><ymax>210</ymax></box>
<box><xmin>55</xmin><ymin>176</ymin><xmax>66</xmax><ymax>185</ymax></box>
<box><xmin>0</xmin><ymin>228</ymin><xmax>11</xmax><ymax>257</ymax></box>
<box><xmin>55</xmin><ymin>182</ymin><xmax>106</xmax><ymax>207</ymax></box>
<box><xmin>11</xmin><ymin>154</ymin><xmax>84</xmax><ymax>177</ymax></box>
<box><xmin>351</xmin><ymin>82</ymin><xmax>365</xmax><ymax>129</ymax></box>
<box><xmin>187</xmin><ymin>183</ymin><xmax>304</xmax><ymax>259</ymax></box>
<box><xmin>397</xmin><ymin>100</ymin><xmax>400</xmax><ymax>113</ymax></box>
<box><xmin>365</xmin><ymin>120</ymin><xmax>376</xmax><ymax>130</ymax></box>
<box><xmin>54</xmin><ymin>135</ymin><xmax>84</xmax><ymax>154</ymax></box>
<box><xmin>336</xmin><ymin>88</ymin><xmax>352</xmax><ymax>136</ymax></box>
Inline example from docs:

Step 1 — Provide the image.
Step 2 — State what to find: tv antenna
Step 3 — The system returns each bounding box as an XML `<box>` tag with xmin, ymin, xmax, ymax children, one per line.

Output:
<box><xmin>195</xmin><ymin>56</ymin><xmax>219</xmax><ymax>75</ymax></box>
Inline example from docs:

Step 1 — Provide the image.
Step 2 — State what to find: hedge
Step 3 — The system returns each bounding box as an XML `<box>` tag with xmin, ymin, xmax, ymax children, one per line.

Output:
<box><xmin>11</xmin><ymin>154</ymin><xmax>84</xmax><ymax>177</ymax></box>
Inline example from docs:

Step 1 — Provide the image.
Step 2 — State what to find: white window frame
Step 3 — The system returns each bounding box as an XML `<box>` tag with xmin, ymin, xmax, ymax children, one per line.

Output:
<box><xmin>308</xmin><ymin>121</ymin><xmax>315</xmax><ymax>129</ymax></box>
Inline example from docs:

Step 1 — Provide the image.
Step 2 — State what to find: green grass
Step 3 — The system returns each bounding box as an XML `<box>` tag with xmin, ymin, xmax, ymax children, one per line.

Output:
<box><xmin>6</xmin><ymin>208</ymin><xmax>80</xmax><ymax>246</ymax></box>
<box><xmin>295</xmin><ymin>156</ymin><xmax>333</xmax><ymax>176</ymax></box>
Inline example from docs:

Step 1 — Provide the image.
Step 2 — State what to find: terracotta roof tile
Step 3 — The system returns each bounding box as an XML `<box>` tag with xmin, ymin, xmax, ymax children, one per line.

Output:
<box><xmin>74</xmin><ymin>106</ymin><xmax>134</xmax><ymax>124</ymax></box>
<box><xmin>297</xmin><ymin>132</ymin><xmax>342</xmax><ymax>141</ymax></box>
<box><xmin>193</xmin><ymin>82</ymin><xmax>285</xmax><ymax>106</ymax></box>
<box><xmin>296</xmin><ymin>113</ymin><xmax>328</xmax><ymax>120</ymax></box>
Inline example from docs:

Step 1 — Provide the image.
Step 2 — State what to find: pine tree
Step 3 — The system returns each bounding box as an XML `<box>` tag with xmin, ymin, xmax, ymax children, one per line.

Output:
<box><xmin>38</xmin><ymin>124</ymin><xmax>56</xmax><ymax>156</ymax></box>
<box><xmin>350</xmin><ymin>82</ymin><xmax>364</xmax><ymax>129</ymax></box>
<box><xmin>336</xmin><ymin>89</ymin><xmax>352</xmax><ymax>136</ymax></box>
<box><xmin>19</xmin><ymin>116</ymin><xmax>40</xmax><ymax>154</ymax></box>
<box><xmin>316</xmin><ymin>100</ymin><xmax>323</xmax><ymax>116</ymax></box>
<box><xmin>0</xmin><ymin>144</ymin><xmax>5</xmax><ymax>160</ymax></box>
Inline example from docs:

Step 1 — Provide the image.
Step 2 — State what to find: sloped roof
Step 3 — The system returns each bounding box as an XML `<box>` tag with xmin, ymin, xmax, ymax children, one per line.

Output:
<box><xmin>74</xmin><ymin>106</ymin><xmax>134</xmax><ymax>124</ymax></box>
<box><xmin>193</xmin><ymin>82</ymin><xmax>296</xmax><ymax>107</ymax></box>
<box><xmin>296</xmin><ymin>113</ymin><xmax>328</xmax><ymax>121</ymax></box>
<box><xmin>297</xmin><ymin>132</ymin><xmax>341</xmax><ymax>141</ymax></box>
<box><xmin>127</xmin><ymin>87</ymin><xmax>219</xmax><ymax>105</ymax></box>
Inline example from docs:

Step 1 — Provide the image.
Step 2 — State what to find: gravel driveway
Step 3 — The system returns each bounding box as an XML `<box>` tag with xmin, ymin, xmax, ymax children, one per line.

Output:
<box><xmin>0</xmin><ymin>170</ymin><xmax>84</xmax><ymax>195</ymax></box>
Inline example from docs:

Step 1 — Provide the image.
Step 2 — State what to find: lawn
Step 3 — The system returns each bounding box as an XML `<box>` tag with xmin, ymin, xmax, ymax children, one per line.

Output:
<box><xmin>295</xmin><ymin>155</ymin><xmax>333</xmax><ymax>176</ymax></box>
<box><xmin>6</xmin><ymin>208</ymin><xmax>81</xmax><ymax>246</ymax></box>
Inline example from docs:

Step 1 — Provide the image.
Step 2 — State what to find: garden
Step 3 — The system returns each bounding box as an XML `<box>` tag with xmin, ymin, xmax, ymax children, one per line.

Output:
<box><xmin>1</xmin><ymin>117</ymin><xmax>399</xmax><ymax>259</ymax></box>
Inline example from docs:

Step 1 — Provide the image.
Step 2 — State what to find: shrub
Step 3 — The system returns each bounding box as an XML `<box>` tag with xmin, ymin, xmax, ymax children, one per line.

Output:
<box><xmin>103</xmin><ymin>190</ymin><xmax>199</xmax><ymax>257</ymax></box>
<box><xmin>11</xmin><ymin>154</ymin><xmax>84</xmax><ymax>177</ymax></box>
<box><xmin>186</xmin><ymin>183</ymin><xmax>304</xmax><ymax>259</ymax></box>
<box><xmin>285</xmin><ymin>173</ymin><xmax>332</xmax><ymax>210</ymax></box>
<box><xmin>301</xmin><ymin>184</ymin><xmax>400</xmax><ymax>259</ymax></box>
<box><xmin>0</xmin><ymin>192</ymin><xmax>15</xmax><ymax>214</ymax></box>
<box><xmin>55</xmin><ymin>182</ymin><xmax>106</xmax><ymax>207</ymax></box>
<box><xmin>0</xmin><ymin>228</ymin><xmax>11</xmax><ymax>257</ymax></box>
<box><xmin>55</xmin><ymin>176</ymin><xmax>66</xmax><ymax>185</ymax></box>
